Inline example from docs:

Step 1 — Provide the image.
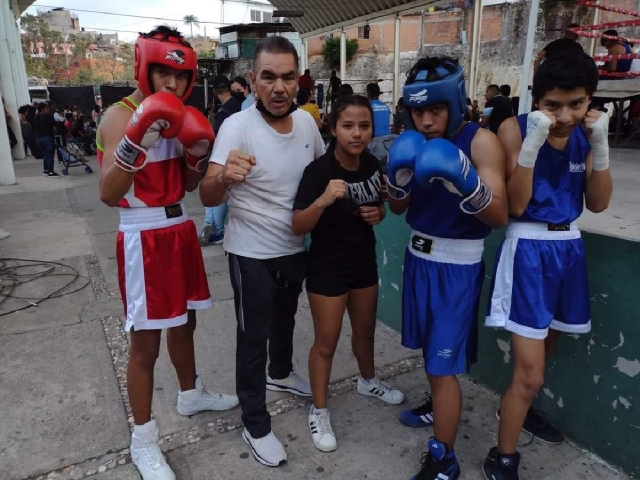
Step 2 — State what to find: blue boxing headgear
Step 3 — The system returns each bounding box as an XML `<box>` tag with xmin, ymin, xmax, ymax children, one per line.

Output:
<box><xmin>403</xmin><ymin>58</ymin><xmax>467</xmax><ymax>139</ymax></box>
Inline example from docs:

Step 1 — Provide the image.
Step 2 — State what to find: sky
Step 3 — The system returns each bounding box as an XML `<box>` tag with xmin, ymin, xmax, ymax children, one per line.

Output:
<box><xmin>24</xmin><ymin>0</ymin><xmax>272</xmax><ymax>42</ymax></box>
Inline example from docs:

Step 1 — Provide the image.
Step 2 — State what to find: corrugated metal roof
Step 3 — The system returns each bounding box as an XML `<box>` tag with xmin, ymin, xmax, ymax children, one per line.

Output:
<box><xmin>268</xmin><ymin>0</ymin><xmax>442</xmax><ymax>38</ymax></box>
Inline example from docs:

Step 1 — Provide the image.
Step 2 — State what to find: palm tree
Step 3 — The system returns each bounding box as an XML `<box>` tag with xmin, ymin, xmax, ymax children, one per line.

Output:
<box><xmin>183</xmin><ymin>15</ymin><xmax>199</xmax><ymax>40</ymax></box>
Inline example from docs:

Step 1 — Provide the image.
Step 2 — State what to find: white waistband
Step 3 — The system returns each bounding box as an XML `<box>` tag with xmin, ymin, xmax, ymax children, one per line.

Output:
<box><xmin>506</xmin><ymin>221</ymin><xmax>581</xmax><ymax>240</ymax></box>
<box><xmin>118</xmin><ymin>202</ymin><xmax>188</xmax><ymax>232</ymax></box>
<box><xmin>408</xmin><ymin>230</ymin><xmax>484</xmax><ymax>265</ymax></box>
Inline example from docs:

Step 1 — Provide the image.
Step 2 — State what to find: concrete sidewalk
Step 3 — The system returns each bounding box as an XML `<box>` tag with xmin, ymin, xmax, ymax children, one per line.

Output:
<box><xmin>0</xmin><ymin>156</ymin><xmax>631</xmax><ymax>480</ymax></box>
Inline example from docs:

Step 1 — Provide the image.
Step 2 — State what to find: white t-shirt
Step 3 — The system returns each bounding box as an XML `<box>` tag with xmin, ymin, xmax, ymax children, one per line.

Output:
<box><xmin>210</xmin><ymin>104</ymin><xmax>325</xmax><ymax>259</ymax></box>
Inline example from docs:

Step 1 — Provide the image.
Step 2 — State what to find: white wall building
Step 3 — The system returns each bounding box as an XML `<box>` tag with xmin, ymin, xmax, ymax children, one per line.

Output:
<box><xmin>221</xmin><ymin>0</ymin><xmax>274</xmax><ymax>26</ymax></box>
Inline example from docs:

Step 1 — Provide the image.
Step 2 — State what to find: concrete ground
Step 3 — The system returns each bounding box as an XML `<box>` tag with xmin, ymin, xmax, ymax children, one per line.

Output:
<box><xmin>0</xmin><ymin>152</ymin><xmax>635</xmax><ymax>480</ymax></box>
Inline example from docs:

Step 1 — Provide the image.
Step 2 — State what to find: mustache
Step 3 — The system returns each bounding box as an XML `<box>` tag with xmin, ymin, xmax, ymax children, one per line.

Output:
<box><xmin>270</xmin><ymin>95</ymin><xmax>288</xmax><ymax>102</ymax></box>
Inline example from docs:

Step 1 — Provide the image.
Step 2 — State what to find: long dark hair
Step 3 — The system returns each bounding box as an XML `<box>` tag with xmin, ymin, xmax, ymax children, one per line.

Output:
<box><xmin>327</xmin><ymin>95</ymin><xmax>374</xmax><ymax>153</ymax></box>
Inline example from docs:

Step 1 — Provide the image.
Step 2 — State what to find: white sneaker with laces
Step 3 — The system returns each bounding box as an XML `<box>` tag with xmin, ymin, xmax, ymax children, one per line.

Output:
<box><xmin>357</xmin><ymin>376</ymin><xmax>405</xmax><ymax>405</ymax></box>
<box><xmin>266</xmin><ymin>370</ymin><xmax>312</xmax><ymax>397</ymax></box>
<box><xmin>177</xmin><ymin>376</ymin><xmax>239</xmax><ymax>416</ymax></box>
<box><xmin>242</xmin><ymin>428</ymin><xmax>287</xmax><ymax>467</ymax></box>
<box><xmin>130</xmin><ymin>419</ymin><xmax>176</xmax><ymax>480</ymax></box>
<box><xmin>308</xmin><ymin>407</ymin><xmax>337</xmax><ymax>452</ymax></box>
<box><xmin>0</xmin><ymin>230</ymin><xmax>10</xmax><ymax>240</ymax></box>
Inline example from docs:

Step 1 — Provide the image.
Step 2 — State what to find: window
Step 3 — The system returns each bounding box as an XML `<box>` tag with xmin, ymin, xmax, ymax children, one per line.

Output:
<box><xmin>250</xmin><ymin>9</ymin><xmax>261</xmax><ymax>22</ymax></box>
<box><xmin>358</xmin><ymin>25</ymin><xmax>371</xmax><ymax>40</ymax></box>
<box><xmin>263</xmin><ymin>11</ymin><xmax>272</xmax><ymax>22</ymax></box>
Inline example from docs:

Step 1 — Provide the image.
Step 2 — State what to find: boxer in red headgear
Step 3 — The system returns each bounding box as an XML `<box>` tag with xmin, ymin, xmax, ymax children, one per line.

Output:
<box><xmin>96</xmin><ymin>26</ymin><xmax>238</xmax><ymax>480</ymax></box>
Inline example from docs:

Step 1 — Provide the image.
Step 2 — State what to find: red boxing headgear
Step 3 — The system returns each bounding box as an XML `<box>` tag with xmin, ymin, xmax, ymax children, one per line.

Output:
<box><xmin>134</xmin><ymin>31</ymin><xmax>197</xmax><ymax>101</ymax></box>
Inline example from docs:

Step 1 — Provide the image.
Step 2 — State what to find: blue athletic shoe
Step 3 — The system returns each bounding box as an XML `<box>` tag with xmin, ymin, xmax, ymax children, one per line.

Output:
<box><xmin>398</xmin><ymin>392</ymin><xmax>434</xmax><ymax>428</ymax></box>
<box><xmin>411</xmin><ymin>438</ymin><xmax>460</xmax><ymax>480</ymax></box>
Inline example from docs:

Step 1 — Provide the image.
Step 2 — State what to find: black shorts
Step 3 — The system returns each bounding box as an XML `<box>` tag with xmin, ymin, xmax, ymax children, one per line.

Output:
<box><xmin>305</xmin><ymin>266</ymin><xmax>378</xmax><ymax>297</ymax></box>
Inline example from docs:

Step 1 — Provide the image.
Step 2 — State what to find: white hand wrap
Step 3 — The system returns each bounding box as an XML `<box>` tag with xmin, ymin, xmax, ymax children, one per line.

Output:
<box><xmin>589</xmin><ymin>112</ymin><xmax>610</xmax><ymax>171</ymax></box>
<box><xmin>518</xmin><ymin>111</ymin><xmax>552</xmax><ymax>169</ymax></box>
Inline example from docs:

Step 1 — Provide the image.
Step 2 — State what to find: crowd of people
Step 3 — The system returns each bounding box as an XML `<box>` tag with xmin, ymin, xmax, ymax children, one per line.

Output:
<box><xmin>93</xmin><ymin>24</ymin><xmax>612</xmax><ymax>480</ymax></box>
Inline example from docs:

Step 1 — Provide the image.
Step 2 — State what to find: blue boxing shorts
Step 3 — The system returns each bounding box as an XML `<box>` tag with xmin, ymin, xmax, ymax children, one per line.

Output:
<box><xmin>402</xmin><ymin>231</ymin><xmax>485</xmax><ymax>376</ymax></box>
<box><xmin>486</xmin><ymin>221</ymin><xmax>591</xmax><ymax>340</ymax></box>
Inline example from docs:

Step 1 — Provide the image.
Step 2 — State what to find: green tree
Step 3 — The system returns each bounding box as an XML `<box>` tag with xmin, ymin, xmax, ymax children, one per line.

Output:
<box><xmin>75</xmin><ymin>67</ymin><xmax>93</xmax><ymax>84</ymax></box>
<box><xmin>199</xmin><ymin>48</ymin><xmax>216</xmax><ymax>59</ymax></box>
<box><xmin>20</xmin><ymin>14</ymin><xmax>91</xmax><ymax>84</ymax></box>
<box><xmin>183</xmin><ymin>15</ymin><xmax>199</xmax><ymax>39</ymax></box>
<box><xmin>322</xmin><ymin>37</ymin><xmax>358</xmax><ymax>66</ymax></box>
<box><xmin>20</xmin><ymin>14</ymin><xmax>63</xmax><ymax>80</ymax></box>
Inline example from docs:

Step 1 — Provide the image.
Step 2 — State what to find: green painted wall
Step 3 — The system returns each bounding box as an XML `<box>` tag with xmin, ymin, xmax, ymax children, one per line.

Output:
<box><xmin>375</xmin><ymin>217</ymin><xmax>640</xmax><ymax>478</ymax></box>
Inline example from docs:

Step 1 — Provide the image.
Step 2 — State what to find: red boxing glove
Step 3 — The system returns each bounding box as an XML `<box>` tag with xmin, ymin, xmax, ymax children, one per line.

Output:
<box><xmin>114</xmin><ymin>92</ymin><xmax>185</xmax><ymax>172</ymax></box>
<box><xmin>177</xmin><ymin>106</ymin><xmax>215</xmax><ymax>173</ymax></box>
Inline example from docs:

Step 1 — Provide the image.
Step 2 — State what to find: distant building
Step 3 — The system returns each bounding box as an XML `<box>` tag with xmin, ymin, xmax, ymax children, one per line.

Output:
<box><xmin>190</xmin><ymin>35</ymin><xmax>219</xmax><ymax>55</ymax></box>
<box><xmin>38</xmin><ymin>8</ymin><xmax>80</xmax><ymax>36</ymax></box>
<box><xmin>221</xmin><ymin>0</ymin><xmax>275</xmax><ymax>25</ymax></box>
<box><xmin>217</xmin><ymin>22</ymin><xmax>301</xmax><ymax>61</ymax></box>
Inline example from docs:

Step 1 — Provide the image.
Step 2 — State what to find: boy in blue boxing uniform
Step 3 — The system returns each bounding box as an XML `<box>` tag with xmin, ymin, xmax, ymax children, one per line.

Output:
<box><xmin>387</xmin><ymin>57</ymin><xmax>508</xmax><ymax>480</ymax></box>
<box><xmin>483</xmin><ymin>52</ymin><xmax>612</xmax><ymax>480</ymax></box>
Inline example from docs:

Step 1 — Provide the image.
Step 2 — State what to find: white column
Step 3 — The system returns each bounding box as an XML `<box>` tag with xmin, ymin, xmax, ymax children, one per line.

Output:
<box><xmin>340</xmin><ymin>28</ymin><xmax>347</xmax><ymax>85</ymax></box>
<box><xmin>393</xmin><ymin>14</ymin><xmax>401</xmax><ymax>106</ymax></box>
<box><xmin>518</xmin><ymin>0</ymin><xmax>541</xmax><ymax>115</ymax></box>
<box><xmin>9</xmin><ymin>10</ymin><xmax>30</xmax><ymax>106</ymax></box>
<box><xmin>0</xmin><ymin>0</ymin><xmax>24</xmax><ymax>172</ymax></box>
<box><xmin>5</xmin><ymin>4</ymin><xmax>28</xmax><ymax>106</ymax></box>
<box><xmin>468</xmin><ymin>0</ymin><xmax>483</xmax><ymax>102</ymax></box>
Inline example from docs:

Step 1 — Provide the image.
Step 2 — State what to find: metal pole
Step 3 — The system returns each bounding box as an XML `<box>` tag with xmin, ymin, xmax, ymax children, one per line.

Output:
<box><xmin>204</xmin><ymin>78</ymin><xmax>208</xmax><ymax>110</ymax></box>
<box><xmin>589</xmin><ymin>4</ymin><xmax>601</xmax><ymax>57</ymax></box>
<box><xmin>340</xmin><ymin>28</ymin><xmax>347</xmax><ymax>85</ymax></box>
<box><xmin>518</xmin><ymin>0</ymin><xmax>541</xmax><ymax>115</ymax></box>
<box><xmin>393</xmin><ymin>14</ymin><xmax>401</xmax><ymax>107</ymax></box>
<box><xmin>469</xmin><ymin>0</ymin><xmax>483</xmax><ymax>102</ymax></box>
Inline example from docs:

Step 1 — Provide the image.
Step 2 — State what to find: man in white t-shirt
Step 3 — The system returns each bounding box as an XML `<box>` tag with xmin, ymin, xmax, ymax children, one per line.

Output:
<box><xmin>200</xmin><ymin>36</ymin><xmax>325</xmax><ymax>468</ymax></box>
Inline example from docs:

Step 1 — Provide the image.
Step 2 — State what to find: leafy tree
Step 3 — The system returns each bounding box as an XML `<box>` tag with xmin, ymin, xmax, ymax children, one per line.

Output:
<box><xmin>20</xmin><ymin>14</ymin><xmax>90</xmax><ymax>84</ymax></box>
<box><xmin>199</xmin><ymin>48</ymin><xmax>216</xmax><ymax>59</ymax></box>
<box><xmin>75</xmin><ymin>67</ymin><xmax>93</xmax><ymax>84</ymax></box>
<box><xmin>183</xmin><ymin>15</ymin><xmax>199</xmax><ymax>39</ymax></box>
<box><xmin>322</xmin><ymin>37</ymin><xmax>358</xmax><ymax>66</ymax></box>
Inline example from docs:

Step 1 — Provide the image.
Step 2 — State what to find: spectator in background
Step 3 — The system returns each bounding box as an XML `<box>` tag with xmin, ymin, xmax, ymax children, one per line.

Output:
<box><xmin>366</xmin><ymin>83</ymin><xmax>391</xmax><ymax>137</ymax></box>
<box><xmin>92</xmin><ymin>104</ymin><xmax>102</xmax><ymax>126</ymax></box>
<box><xmin>199</xmin><ymin>75</ymin><xmax>242</xmax><ymax>247</ymax></box>
<box><xmin>534</xmin><ymin>23</ymin><xmax>584</xmax><ymax>76</ymax></box>
<box><xmin>600</xmin><ymin>29</ymin><xmax>633</xmax><ymax>75</ymax></box>
<box><xmin>298</xmin><ymin>68</ymin><xmax>314</xmax><ymax>98</ymax></box>
<box><xmin>3</xmin><ymin>98</ymin><xmax>17</xmax><ymax>149</ymax></box>
<box><xmin>328</xmin><ymin>70</ymin><xmax>342</xmax><ymax>106</ymax></box>
<box><xmin>338</xmin><ymin>84</ymin><xmax>353</xmax><ymax>98</ymax></box>
<box><xmin>481</xmin><ymin>84</ymin><xmax>514</xmax><ymax>134</ymax></box>
<box><xmin>501</xmin><ymin>84</ymin><xmax>520</xmax><ymax>117</ymax></box>
<box><xmin>34</xmin><ymin>102</ymin><xmax>60</xmax><ymax>177</ymax></box>
<box><xmin>393</xmin><ymin>98</ymin><xmax>407</xmax><ymax>134</ymax></box>
<box><xmin>231</xmin><ymin>76</ymin><xmax>255</xmax><ymax>110</ymax></box>
<box><xmin>297</xmin><ymin>89</ymin><xmax>322</xmax><ymax>129</ymax></box>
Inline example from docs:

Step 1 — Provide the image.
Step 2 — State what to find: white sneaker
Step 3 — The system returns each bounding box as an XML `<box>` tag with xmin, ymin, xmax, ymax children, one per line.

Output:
<box><xmin>357</xmin><ymin>376</ymin><xmax>405</xmax><ymax>405</ymax></box>
<box><xmin>266</xmin><ymin>370</ymin><xmax>312</xmax><ymax>397</ymax></box>
<box><xmin>242</xmin><ymin>428</ymin><xmax>287</xmax><ymax>467</ymax></box>
<box><xmin>308</xmin><ymin>407</ymin><xmax>337</xmax><ymax>452</ymax></box>
<box><xmin>0</xmin><ymin>230</ymin><xmax>9</xmax><ymax>240</ymax></box>
<box><xmin>177</xmin><ymin>376</ymin><xmax>239</xmax><ymax>416</ymax></box>
<box><xmin>130</xmin><ymin>420</ymin><xmax>176</xmax><ymax>480</ymax></box>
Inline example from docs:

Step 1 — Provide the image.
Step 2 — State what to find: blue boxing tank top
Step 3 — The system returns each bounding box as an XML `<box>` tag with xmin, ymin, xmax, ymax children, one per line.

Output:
<box><xmin>406</xmin><ymin>122</ymin><xmax>492</xmax><ymax>240</ymax></box>
<box><xmin>515</xmin><ymin>113</ymin><xmax>590</xmax><ymax>225</ymax></box>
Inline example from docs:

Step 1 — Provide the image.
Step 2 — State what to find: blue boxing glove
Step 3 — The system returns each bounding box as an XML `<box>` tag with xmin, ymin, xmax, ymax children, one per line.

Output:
<box><xmin>386</xmin><ymin>130</ymin><xmax>426</xmax><ymax>200</ymax></box>
<box><xmin>415</xmin><ymin>138</ymin><xmax>492</xmax><ymax>214</ymax></box>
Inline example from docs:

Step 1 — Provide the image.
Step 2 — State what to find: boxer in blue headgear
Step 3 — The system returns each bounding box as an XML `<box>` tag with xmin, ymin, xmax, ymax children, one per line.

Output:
<box><xmin>386</xmin><ymin>57</ymin><xmax>509</xmax><ymax>480</ymax></box>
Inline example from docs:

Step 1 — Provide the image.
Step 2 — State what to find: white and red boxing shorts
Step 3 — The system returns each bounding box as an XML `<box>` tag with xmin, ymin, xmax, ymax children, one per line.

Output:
<box><xmin>116</xmin><ymin>202</ymin><xmax>213</xmax><ymax>331</ymax></box>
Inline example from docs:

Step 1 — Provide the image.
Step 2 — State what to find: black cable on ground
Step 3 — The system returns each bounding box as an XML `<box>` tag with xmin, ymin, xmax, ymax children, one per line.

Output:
<box><xmin>0</xmin><ymin>258</ymin><xmax>91</xmax><ymax>317</ymax></box>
